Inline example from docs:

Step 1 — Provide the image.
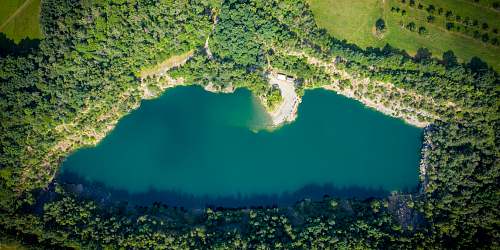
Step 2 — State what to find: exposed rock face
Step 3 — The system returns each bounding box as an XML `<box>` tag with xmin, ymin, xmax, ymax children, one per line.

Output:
<box><xmin>387</xmin><ymin>194</ymin><xmax>425</xmax><ymax>231</ymax></box>
<box><xmin>419</xmin><ymin>124</ymin><xmax>436</xmax><ymax>194</ymax></box>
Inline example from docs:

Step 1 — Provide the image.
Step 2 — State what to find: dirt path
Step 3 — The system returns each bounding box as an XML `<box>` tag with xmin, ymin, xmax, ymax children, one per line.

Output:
<box><xmin>204</xmin><ymin>15</ymin><xmax>219</xmax><ymax>60</ymax></box>
<box><xmin>0</xmin><ymin>0</ymin><xmax>34</xmax><ymax>32</ymax></box>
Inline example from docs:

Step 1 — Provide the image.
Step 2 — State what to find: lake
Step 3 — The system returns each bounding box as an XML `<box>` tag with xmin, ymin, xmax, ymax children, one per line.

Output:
<box><xmin>59</xmin><ymin>85</ymin><xmax>423</xmax><ymax>208</ymax></box>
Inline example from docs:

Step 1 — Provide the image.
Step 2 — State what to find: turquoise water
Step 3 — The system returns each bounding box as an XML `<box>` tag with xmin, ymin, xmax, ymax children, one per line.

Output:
<box><xmin>59</xmin><ymin>85</ymin><xmax>423</xmax><ymax>207</ymax></box>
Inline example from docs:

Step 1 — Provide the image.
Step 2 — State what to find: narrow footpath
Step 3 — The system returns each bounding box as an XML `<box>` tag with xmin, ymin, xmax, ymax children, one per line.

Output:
<box><xmin>0</xmin><ymin>0</ymin><xmax>34</xmax><ymax>32</ymax></box>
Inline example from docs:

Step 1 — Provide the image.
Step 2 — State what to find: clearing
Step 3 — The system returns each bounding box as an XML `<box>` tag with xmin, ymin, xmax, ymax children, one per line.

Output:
<box><xmin>308</xmin><ymin>0</ymin><xmax>500</xmax><ymax>72</ymax></box>
<box><xmin>268</xmin><ymin>76</ymin><xmax>300</xmax><ymax>125</ymax></box>
<box><xmin>0</xmin><ymin>0</ymin><xmax>42</xmax><ymax>44</ymax></box>
<box><xmin>139</xmin><ymin>50</ymin><xmax>195</xmax><ymax>79</ymax></box>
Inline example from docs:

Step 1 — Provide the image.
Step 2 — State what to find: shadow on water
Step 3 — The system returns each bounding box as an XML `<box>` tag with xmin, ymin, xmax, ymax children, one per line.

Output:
<box><xmin>59</xmin><ymin>171</ymin><xmax>417</xmax><ymax>208</ymax></box>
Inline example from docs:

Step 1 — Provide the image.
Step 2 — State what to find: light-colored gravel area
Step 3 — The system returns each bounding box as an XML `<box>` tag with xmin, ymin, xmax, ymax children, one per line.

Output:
<box><xmin>268</xmin><ymin>76</ymin><xmax>301</xmax><ymax>126</ymax></box>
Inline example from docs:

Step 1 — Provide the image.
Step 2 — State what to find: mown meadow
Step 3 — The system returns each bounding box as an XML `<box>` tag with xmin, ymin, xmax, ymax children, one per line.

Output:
<box><xmin>308</xmin><ymin>0</ymin><xmax>500</xmax><ymax>71</ymax></box>
<box><xmin>0</xmin><ymin>0</ymin><xmax>42</xmax><ymax>46</ymax></box>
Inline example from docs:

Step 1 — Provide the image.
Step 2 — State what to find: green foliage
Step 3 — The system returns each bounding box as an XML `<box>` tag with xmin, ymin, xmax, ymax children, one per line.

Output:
<box><xmin>266</xmin><ymin>90</ymin><xmax>282</xmax><ymax>110</ymax></box>
<box><xmin>1</xmin><ymin>0</ymin><xmax>500</xmax><ymax>249</ymax></box>
<box><xmin>245</xmin><ymin>71</ymin><xmax>270</xmax><ymax>97</ymax></box>
<box><xmin>295</xmin><ymin>87</ymin><xmax>305</xmax><ymax>97</ymax></box>
<box><xmin>0</xmin><ymin>0</ymin><xmax>218</xmax><ymax>211</ymax></box>
<box><xmin>418</xmin><ymin>27</ymin><xmax>428</xmax><ymax>37</ymax></box>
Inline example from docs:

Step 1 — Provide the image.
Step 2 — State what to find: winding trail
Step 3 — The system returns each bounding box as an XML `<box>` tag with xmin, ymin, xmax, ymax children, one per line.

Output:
<box><xmin>0</xmin><ymin>0</ymin><xmax>34</xmax><ymax>32</ymax></box>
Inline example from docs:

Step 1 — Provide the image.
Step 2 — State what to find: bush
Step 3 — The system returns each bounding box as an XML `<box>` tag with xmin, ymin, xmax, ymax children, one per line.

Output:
<box><xmin>445</xmin><ymin>11</ymin><xmax>454</xmax><ymax>21</ymax></box>
<box><xmin>406</xmin><ymin>22</ymin><xmax>416</xmax><ymax>31</ymax></box>
<box><xmin>492</xmin><ymin>38</ymin><xmax>499</xmax><ymax>46</ymax></box>
<box><xmin>418</xmin><ymin>27</ymin><xmax>429</xmax><ymax>37</ymax></box>
<box><xmin>377</xmin><ymin>25</ymin><xmax>388</xmax><ymax>36</ymax></box>
<box><xmin>473</xmin><ymin>30</ymin><xmax>481</xmax><ymax>39</ymax></box>
<box><xmin>446</xmin><ymin>23</ymin><xmax>455</xmax><ymax>30</ymax></box>
<box><xmin>294</xmin><ymin>88</ymin><xmax>305</xmax><ymax>97</ymax></box>
<box><xmin>427</xmin><ymin>16</ymin><xmax>436</xmax><ymax>24</ymax></box>
<box><xmin>482</xmin><ymin>23</ymin><xmax>490</xmax><ymax>31</ymax></box>
<box><xmin>482</xmin><ymin>33</ymin><xmax>490</xmax><ymax>43</ymax></box>
<box><xmin>426</xmin><ymin>5</ymin><xmax>436</xmax><ymax>14</ymax></box>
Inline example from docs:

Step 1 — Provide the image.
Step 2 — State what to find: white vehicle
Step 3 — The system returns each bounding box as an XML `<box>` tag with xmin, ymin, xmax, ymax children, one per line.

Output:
<box><xmin>286</xmin><ymin>76</ymin><xmax>294</xmax><ymax>82</ymax></box>
<box><xmin>277</xmin><ymin>73</ymin><xmax>286</xmax><ymax>81</ymax></box>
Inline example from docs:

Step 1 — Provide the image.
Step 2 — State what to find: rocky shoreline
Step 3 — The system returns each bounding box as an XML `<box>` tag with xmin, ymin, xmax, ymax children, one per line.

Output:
<box><xmin>418</xmin><ymin>124</ymin><xmax>436</xmax><ymax>194</ymax></box>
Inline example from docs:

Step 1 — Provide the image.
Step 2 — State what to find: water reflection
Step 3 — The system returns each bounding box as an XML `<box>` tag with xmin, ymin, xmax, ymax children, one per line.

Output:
<box><xmin>59</xmin><ymin>171</ymin><xmax>416</xmax><ymax>208</ymax></box>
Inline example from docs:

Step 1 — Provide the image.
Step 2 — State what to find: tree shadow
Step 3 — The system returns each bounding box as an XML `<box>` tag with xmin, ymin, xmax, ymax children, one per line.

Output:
<box><xmin>466</xmin><ymin>56</ymin><xmax>491</xmax><ymax>71</ymax></box>
<box><xmin>0</xmin><ymin>33</ymin><xmax>40</xmax><ymax>54</ymax></box>
<box><xmin>375</xmin><ymin>19</ymin><xmax>386</xmax><ymax>29</ymax></box>
<box><xmin>58</xmin><ymin>171</ymin><xmax>417</xmax><ymax>209</ymax></box>
<box><xmin>415</xmin><ymin>47</ymin><xmax>432</xmax><ymax>61</ymax></box>
<box><xmin>441</xmin><ymin>50</ymin><xmax>457</xmax><ymax>66</ymax></box>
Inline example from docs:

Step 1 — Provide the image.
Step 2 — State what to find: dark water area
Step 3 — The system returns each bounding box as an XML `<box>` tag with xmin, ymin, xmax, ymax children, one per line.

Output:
<box><xmin>59</xmin><ymin>85</ymin><xmax>423</xmax><ymax>208</ymax></box>
<box><xmin>60</xmin><ymin>170</ymin><xmax>415</xmax><ymax>208</ymax></box>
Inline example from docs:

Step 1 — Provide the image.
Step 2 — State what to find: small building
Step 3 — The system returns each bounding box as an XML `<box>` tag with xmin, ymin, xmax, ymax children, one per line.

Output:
<box><xmin>277</xmin><ymin>73</ymin><xmax>286</xmax><ymax>81</ymax></box>
<box><xmin>286</xmin><ymin>76</ymin><xmax>294</xmax><ymax>82</ymax></box>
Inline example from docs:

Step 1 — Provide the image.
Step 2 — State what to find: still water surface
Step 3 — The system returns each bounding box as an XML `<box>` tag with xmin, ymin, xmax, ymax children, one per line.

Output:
<box><xmin>60</xmin><ymin>85</ymin><xmax>422</xmax><ymax>207</ymax></box>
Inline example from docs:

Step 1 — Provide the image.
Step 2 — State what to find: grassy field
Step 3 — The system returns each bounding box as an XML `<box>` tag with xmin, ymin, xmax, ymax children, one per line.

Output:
<box><xmin>140</xmin><ymin>50</ymin><xmax>195</xmax><ymax>78</ymax></box>
<box><xmin>0</xmin><ymin>243</ymin><xmax>27</xmax><ymax>250</ymax></box>
<box><xmin>308</xmin><ymin>0</ymin><xmax>500</xmax><ymax>72</ymax></box>
<box><xmin>0</xmin><ymin>0</ymin><xmax>42</xmax><ymax>44</ymax></box>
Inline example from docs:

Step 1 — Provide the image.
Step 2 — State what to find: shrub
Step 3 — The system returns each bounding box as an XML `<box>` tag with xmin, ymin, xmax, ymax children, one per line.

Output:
<box><xmin>427</xmin><ymin>16</ymin><xmax>436</xmax><ymax>24</ymax></box>
<box><xmin>391</xmin><ymin>7</ymin><xmax>400</xmax><ymax>14</ymax></box>
<box><xmin>482</xmin><ymin>23</ymin><xmax>490</xmax><ymax>31</ymax></box>
<box><xmin>473</xmin><ymin>30</ymin><xmax>481</xmax><ymax>39</ymax></box>
<box><xmin>406</xmin><ymin>22</ymin><xmax>416</xmax><ymax>31</ymax></box>
<box><xmin>409</xmin><ymin>0</ymin><xmax>415</xmax><ymax>7</ymax></box>
<box><xmin>494</xmin><ymin>2</ymin><xmax>500</xmax><ymax>9</ymax></box>
<box><xmin>455</xmin><ymin>15</ymin><xmax>461</xmax><ymax>23</ymax></box>
<box><xmin>402</xmin><ymin>10</ymin><xmax>408</xmax><ymax>17</ymax></box>
<box><xmin>446</xmin><ymin>23</ymin><xmax>455</xmax><ymax>30</ymax></box>
<box><xmin>482</xmin><ymin>33</ymin><xmax>490</xmax><ymax>43</ymax></box>
<box><xmin>438</xmin><ymin>8</ymin><xmax>443</xmax><ymax>15</ymax></box>
<box><xmin>445</xmin><ymin>11</ymin><xmax>454</xmax><ymax>21</ymax></box>
<box><xmin>426</xmin><ymin>5</ymin><xmax>436</xmax><ymax>14</ymax></box>
<box><xmin>377</xmin><ymin>25</ymin><xmax>388</xmax><ymax>36</ymax></box>
<box><xmin>295</xmin><ymin>88</ymin><xmax>305</xmax><ymax>97</ymax></box>
<box><xmin>492</xmin><ymin>38</ymin><xmax>499</xmax><ymax>46</ymax></box>
<box><xmin>418</xmin><ymin>27</ymin><xmax>429</xmax><ymax>36</ymax></box>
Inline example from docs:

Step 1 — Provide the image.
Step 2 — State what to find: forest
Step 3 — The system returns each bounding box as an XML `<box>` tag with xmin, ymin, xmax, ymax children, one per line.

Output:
<box><xmin>0</xmin><ymin>0</ymin><xmax>499</xmax><ymax>249</ymax></box>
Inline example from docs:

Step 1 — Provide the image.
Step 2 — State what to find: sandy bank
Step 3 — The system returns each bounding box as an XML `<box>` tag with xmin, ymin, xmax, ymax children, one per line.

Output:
<box><xmin>266</xmin><ymin>76</ymin><xmax>301</xmax><ymax>126</ymax></box>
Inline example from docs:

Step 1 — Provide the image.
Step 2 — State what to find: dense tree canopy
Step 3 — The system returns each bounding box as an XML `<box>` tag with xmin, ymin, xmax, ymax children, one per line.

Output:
<box><xmin>0</xmin><ymin>0</ymin><xmax>499</xmax><ymax>249</ymax></box>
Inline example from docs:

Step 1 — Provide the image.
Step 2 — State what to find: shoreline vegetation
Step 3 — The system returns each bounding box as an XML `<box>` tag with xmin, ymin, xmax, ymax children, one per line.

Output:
<box><xmin>137</xmin><ymin>48</ymin><xmax>435</xmax><ymax>130</ymax></box>
<box><xmin>1</xmin><ymin>0</ymin><xmax>499</xmax><ymax>248</ymax></box>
